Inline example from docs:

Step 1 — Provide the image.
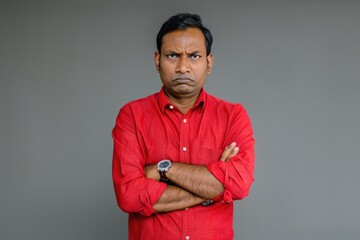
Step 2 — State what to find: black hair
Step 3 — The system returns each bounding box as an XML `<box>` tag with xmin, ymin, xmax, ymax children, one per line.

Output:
<box><xmin>156</xmin><ymin>13</ymin><xmax>213</xmax><ymax>56</ymax></box>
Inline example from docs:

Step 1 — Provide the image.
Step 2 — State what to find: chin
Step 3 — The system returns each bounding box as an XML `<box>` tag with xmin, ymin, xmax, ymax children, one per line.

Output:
<box><xmin>174</xmin><ymin>86</ymin><xmax>194</xmax><ymax>94</ymax></box>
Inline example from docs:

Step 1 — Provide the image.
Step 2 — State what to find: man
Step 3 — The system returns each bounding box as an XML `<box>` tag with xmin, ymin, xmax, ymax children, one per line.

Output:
<box><xmin>112</xmin><ymin>13</ymin><xmax>255</xmax><ymax>240</ymax></box>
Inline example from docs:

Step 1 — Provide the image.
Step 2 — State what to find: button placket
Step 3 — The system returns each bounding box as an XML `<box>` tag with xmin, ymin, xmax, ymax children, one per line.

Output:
<box><xmin>179</xmin><ymin>112</ymin><xmax>190</xmax><ymax>164</ymax></box>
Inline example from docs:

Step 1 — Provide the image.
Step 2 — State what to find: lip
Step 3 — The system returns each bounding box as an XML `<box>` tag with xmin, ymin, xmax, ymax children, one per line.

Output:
<box><xmin>173</xmin><ymin>78</ymin><xmax>193</xmax><ymax>83</ymax></box>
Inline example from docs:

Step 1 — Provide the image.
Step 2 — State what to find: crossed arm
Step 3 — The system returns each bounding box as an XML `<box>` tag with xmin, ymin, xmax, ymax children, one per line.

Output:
<box><xmin>113</xmin><ymin>104</ymin><xmax>255</xmax><ymax>215</ymax></box>
<box><xmin>145</xmin><ymin>142</ymin><xmax>240</xmax><ymax>212</ymax></box>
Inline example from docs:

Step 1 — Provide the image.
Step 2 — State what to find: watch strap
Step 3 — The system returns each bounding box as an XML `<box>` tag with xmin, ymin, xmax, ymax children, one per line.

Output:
<box><xmin>159</xmin><ymin>170</ymin><xmax>169</xmax><ymax>182</ymax></box>
<box><xmin>201</xmin><ymin>200</ymin><xmax>214</xmax><ymax>206</ymax></box>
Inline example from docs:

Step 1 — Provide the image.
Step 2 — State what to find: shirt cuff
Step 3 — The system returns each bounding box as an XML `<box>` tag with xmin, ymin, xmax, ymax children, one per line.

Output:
<box><xmin>207</xmin><ymin>161</ymin><xmax>233</xmax><ymax>203</ymax></box>
<box><xmin>139</xmin><ymin>181</ymin><xmax>167</xmax><ymax>216</ymax></box>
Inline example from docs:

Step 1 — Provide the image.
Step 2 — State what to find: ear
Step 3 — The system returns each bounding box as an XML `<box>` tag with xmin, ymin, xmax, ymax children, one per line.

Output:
<box><xmin>154</xmin><ymin>51</ymin><xmax>160</xmax><ymax>72</ymax></box>
<box><xmin>206</xmin><ymin>54</ymin><xmax>214</xmax><ymax>74</ymax></box>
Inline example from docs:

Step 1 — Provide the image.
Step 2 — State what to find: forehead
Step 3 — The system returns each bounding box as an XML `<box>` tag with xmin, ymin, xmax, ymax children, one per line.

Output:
<box><xmin>161</xmin><ymin>28</ymin><xmax>206</xmax><ymax>52</ymax></box>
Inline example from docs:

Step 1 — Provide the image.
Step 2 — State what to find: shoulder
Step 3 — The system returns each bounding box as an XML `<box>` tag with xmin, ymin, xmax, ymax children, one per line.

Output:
<box><xmin>114</xmin><ymin>92</ymin><xmax>160</xmax><ymax>123</ymax></box>
<box><xmin>205</xmin><ymin>92</ymin><xmax>253</xmax><ymax>129</ymax></box>
<box><xmin>205</xmin><ymin>92</ymin><xmax>246</xmax><ymax>112</ymax></box>
<box><xmin>120</xmin><ymin>92</ymin><xmax>159</xmax><ymax>112</ymax></box>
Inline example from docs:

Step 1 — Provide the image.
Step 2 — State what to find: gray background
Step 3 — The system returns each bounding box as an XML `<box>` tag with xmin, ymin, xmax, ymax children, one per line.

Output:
<box><xmin>1</xmin><ymin>0</ymin><xmax>359</xmax><ymax>239</ymax></box>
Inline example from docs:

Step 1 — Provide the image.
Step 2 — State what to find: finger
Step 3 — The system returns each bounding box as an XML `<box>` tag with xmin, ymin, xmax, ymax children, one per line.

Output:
<box><xmin>219</xmin><ymin>149</ymin><xmax>231</xmax><ymax>161</ymax></box>
<box><xmin>228</xmin><ymin>147</ymin><xmax>239</xmax><ymax>159</ymax></box>
<box><xmin>219</xmin><ymin>142</ymin><xmax>236</xmax><ymax>161</ymax></box>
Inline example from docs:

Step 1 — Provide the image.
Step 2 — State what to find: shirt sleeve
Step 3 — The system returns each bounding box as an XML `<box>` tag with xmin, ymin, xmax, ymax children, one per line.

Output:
<box><xmin>112</xmin><ymin>104</ymin><xmax>167</xmax><ymax>216</ymax></box>
<box><xmin>207</xmin><ymin>104</ymin><xmax>255</xmax><ymax>203</ymax></box>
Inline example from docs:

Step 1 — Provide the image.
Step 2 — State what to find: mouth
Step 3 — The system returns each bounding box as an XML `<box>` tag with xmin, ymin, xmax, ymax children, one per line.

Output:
<box><xmin>173</xmin><ymin>77</ymin><xmax>193</xmax><ymax>84</ymax></box>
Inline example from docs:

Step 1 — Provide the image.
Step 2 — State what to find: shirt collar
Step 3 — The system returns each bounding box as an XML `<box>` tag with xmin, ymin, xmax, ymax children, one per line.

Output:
<box><xmin>158</xmin><ymin>86</ymin><xmax>206</xmax><ymax>113</ymax></box>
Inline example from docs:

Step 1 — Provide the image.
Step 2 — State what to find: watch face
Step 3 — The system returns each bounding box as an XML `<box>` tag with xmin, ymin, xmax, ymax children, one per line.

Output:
<box><xmin>158</xmin><ymin>160</ymin><xmax>171</xmax><ymax>171</ymax></box>
<box><xmin>159</xmin><ymin>161</ymin><xmax>170</xmax><ymax>169</ymax></box>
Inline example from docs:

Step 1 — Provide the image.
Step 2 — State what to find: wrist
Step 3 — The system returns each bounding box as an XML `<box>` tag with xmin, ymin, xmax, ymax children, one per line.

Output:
<box><xmin>145</xmin><ymin>164</ymin><xmax>160</xmax><ymax>180</ymax></box>
<box><xmin>157</xmin><ymin>160</ymin><xmax>172</xmax><ymax>183</ymax></box>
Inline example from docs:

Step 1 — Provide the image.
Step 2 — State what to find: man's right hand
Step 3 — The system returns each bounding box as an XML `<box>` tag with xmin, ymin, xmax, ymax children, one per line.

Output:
<box><xmin>219</xmin><ymin>142</ymin><xmax>239</xmax><ymax>162</ymax></box>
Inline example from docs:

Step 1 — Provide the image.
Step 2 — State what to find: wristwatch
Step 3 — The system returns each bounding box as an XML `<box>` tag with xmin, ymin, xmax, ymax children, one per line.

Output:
<box><xmin>201</xmin><ymin>199</ymin><xmax>214</xmax><ymax>206</ymax></box>
<box><xmin>157</xmin><ymin>160</ymin><xmax>172</xmax><ymax>182</ymax></box>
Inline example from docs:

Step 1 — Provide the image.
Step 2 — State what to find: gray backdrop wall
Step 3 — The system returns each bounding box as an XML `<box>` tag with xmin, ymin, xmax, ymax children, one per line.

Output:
<box><xmin>1</xmin><ymin>0</ymin><xmax>359</xmax><ymax>239</ymax></box>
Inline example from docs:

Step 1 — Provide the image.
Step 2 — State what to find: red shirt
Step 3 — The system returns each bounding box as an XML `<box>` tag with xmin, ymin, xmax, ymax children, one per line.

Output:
<box><xmin>112</xmin><ymin>88</ymin><xmax>255</xmax><ymax>240</ymax></box>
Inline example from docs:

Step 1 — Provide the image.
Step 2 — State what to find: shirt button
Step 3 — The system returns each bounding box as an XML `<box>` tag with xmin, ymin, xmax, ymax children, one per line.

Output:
<box><xmin>185</xmin><ymin>208</ymin><xmax>189</xmax><ymax>210</ymax></box>
<box><xmin>185</xmin><ymin>236</ymin><xmax>190</xmax><ymax>240</ymax></box>
<box><xmin>183</xmin><ymin>119</ymin><xmax>187</xmax><ymax>123</ymax></box>
<box><xmin>182</xmin><ymin>147</ymin><xmax>187</xmax><ymax>152</ymax></box>
<box><xmin>169</xmin><ymin>105</ymin><xmax>174</xmax><ymax>109</ymax></box>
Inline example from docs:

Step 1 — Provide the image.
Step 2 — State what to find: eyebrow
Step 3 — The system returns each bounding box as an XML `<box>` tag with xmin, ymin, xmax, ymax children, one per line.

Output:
<box><xmin>164</xmin><ymin>50</ymin><xmax>202</xmax><ymax>55</ymax></box>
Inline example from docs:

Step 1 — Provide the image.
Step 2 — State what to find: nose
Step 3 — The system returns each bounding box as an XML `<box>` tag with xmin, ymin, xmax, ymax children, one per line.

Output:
<box><xmin>176</xmin><ymin>56</ymin><xmax>190</xmax><ymax>73</ymax></box>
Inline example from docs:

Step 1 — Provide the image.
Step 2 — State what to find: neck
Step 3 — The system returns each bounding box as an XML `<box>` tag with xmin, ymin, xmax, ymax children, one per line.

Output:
<box><xmin>164</xmin><ymin>89</ymin><xmax>200</xmax><ymax>114</ymax></box>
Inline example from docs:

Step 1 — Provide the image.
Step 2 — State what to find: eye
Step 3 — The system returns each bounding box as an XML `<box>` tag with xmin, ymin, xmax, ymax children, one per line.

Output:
<box><xmin>190</xmin><ymin>53</ymin><xmax>200</xmax><ymax>60</ymax></box>
<box><xmin>166</xmin><ymin>53</ymin><xmax>179</xmax><ymax>59</ymax></box>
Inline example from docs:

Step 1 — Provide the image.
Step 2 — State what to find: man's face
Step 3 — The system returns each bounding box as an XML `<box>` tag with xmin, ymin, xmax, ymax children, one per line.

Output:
<box><xmin>154</xmin><ymin>27</ymin><xmax>214</xmax><ymax>99</ymax></box>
